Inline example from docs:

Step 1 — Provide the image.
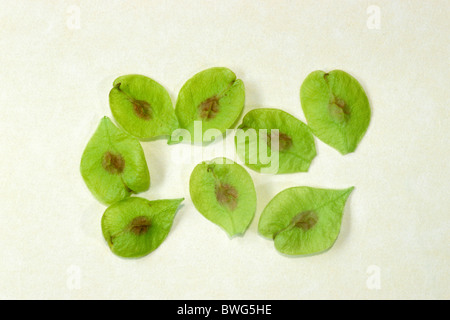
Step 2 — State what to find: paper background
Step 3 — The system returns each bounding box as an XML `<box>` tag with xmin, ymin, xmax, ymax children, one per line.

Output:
<box><xmin>0</xmin><ymin>0</ymin><xmax>448</xmax><ymax>299</ymax></box>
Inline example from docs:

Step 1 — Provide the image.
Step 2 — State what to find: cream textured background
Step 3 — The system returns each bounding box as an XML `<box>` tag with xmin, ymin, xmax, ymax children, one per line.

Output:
<box><xmin>0</xmin><ymin>0</ymin><xmax>448</xmax><ymax>300</ymax></box>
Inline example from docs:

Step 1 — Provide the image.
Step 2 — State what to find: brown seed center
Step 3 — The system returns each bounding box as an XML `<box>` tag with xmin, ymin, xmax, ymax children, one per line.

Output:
<box><xmin>102</xmin><ymin>152</ymin><xmax>125</xmax><ymax>175</ymax></box>
<box><xmin>292</xmin><ymin>211</ymin><xmax>319</xmax><ymax>231</ymax></box>
<box><xmin>132</xmin><ymin>99</ymin><xmax>152</xmax><ymax>120</ymax></box>
<box><xmin>267</xmin><ymin>131</ymin><xmax>293</xmax><ymax>151</ymax></box>
<box><xmin>129</xmin><ymin>216</ymin><xmax>151</xmax><ymax>235</ymax></box>
<box><xmin>115</xmin><ymin>83</ymin><xmax>153</xmax><ymax>120</ymax></box>
<box><xmin>199</xmin><ymin>96</ymin><xmax>220</xmax><ymax>120</ymax></box>
<box><xmin>215</xmin><ymin>183</ymin><xmax>239</xmax><ymax>210</ymax></box>
<box><xmin>328</xmin><ymin>96</ymin><xmax>350</xmax><ymax>123</ymax></box>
